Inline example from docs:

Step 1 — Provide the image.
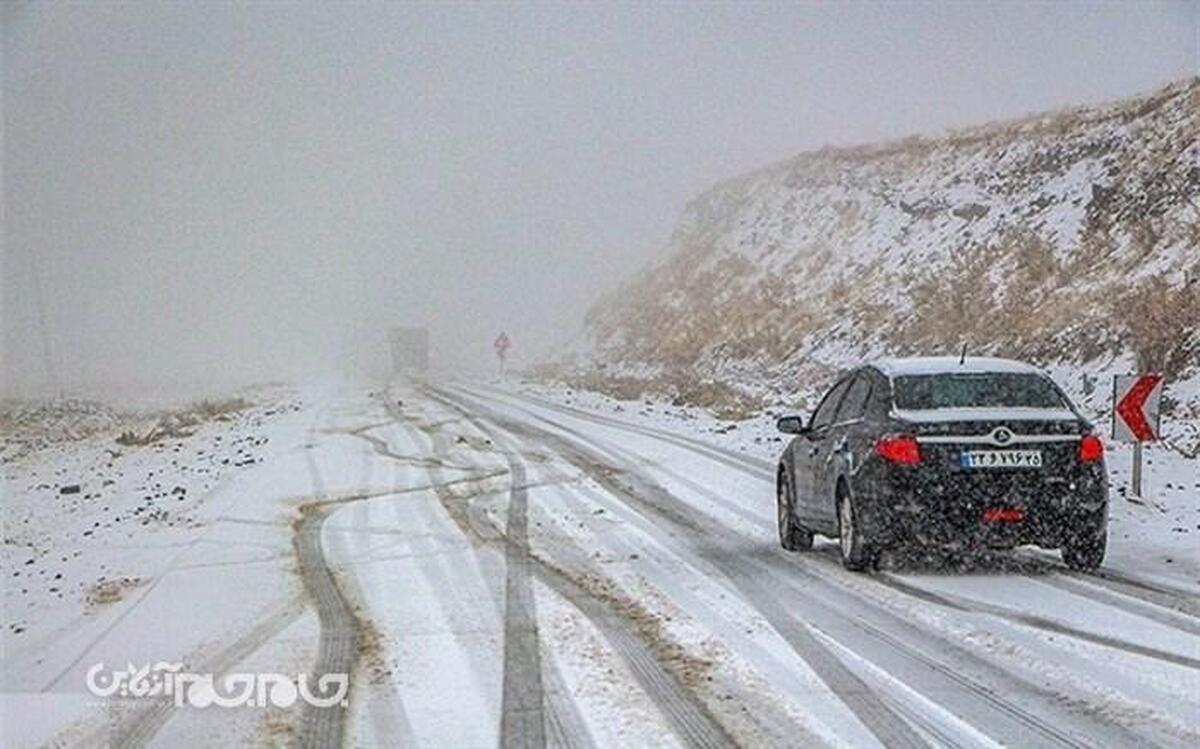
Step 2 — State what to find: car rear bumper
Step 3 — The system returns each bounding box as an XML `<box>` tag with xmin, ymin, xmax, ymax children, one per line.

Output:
<box><xmin>854</xmin><ymin>464</ymin><xmax>1108</xmax><ymax>550</ymax></box>
<box><xmin>879</xmin><ymin>498</ymin><xmax>1107</xmax><ymax>549</ymax></box>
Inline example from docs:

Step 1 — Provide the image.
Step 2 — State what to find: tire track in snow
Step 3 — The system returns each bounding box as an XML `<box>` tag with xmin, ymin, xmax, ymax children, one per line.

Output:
<box><xmin>293</xmin><ymin>410</ymin><xmax>374</xmax><ymax>749</ymax></box>
<box><xmin>90</xmin><ymin>403</ymin><xmax>410</xmax><ymax>749</ymax></box>
<box><xmin>464</xmin><ymin>388</ymin><xmax>769</xmax><ymax>533</ymax></box>
<box><xmin>438</xmin><ymin>386</ymin><xmax>927</xmax><ymax>748</ymax></box>
<box><xmin>1047</xmin><ymin>564</ymin><xmax>1200</xmax><ymax>620</ymax></box>
<box><xmin>874</xmin><ymin>573</ymin><xmax>1200</xmax><ymax>670</ymax></box>
<box><xmin>109</xmin><ymin>594</ymin><xmax>309</xmax><ymax>748</ymax></box>
<box><xmin>464</xmin><ymin>383</ymin><xmax>772</xmax><ymax>478</ymax></box>
<box><xmin>293</xmin><ymin>407</ymin><xmax>423</xmax><ymax>749</ymax></box>
<box><xmin>548</xmin><ymin>400</ymin><xmax>1164</xmax><ymax>746</ymax></box>
<box><xmin>494</xmin><ymin>433</ymin><xmax>548</xmax><ymax>748</ymax></box>
<box><xmin>524</xmin><ymin>479</ymin><xmax>843</xmax><ymax>749</ymax></box>
<box><xmin>1033</xmin><ymin>573</ymin><xmax>1200</xmax><ymax>637</ymax></box>
<box><xmin>318</xmin><ymin>498</ymin><xmax>417</xmax><ymax>749</ymax></box>
<box><xmin>530</xmin><ymin>560</ymin><xmax>737</xmax><ymax>749</ymax></box>
<box><xmin>51</xmin><ymin>406</ymin><xmax>336</xmax><ymax>747</ymax></box>
<box><xmin>499</xmin><ymin>384</ymin><xmax>1180</xmax><ymax>744</ymax></box>
<box><xmin>310</xmin><ymin>404</ymin><xmax>506</xmax><ymax>748</ymax></box>
<box><xmin>293</xmin><ymin>489</ymin><xmax>435</xmax><ymax>748</ymax></box>
<box><xmin>571</xmin><ymin>390</ymin><xmax>1194</xmax><ymax>746</ymax></box>
<box><xmin>401</xmin><ymin>404</ymin><xmax>623</xmax><ymax>749</ymax></box>
<box><xmin>445</xmin><ymin>384</ymin><xmax>1173</xmax><ymax>749</ymax></box>
<box><xmin>745</xmin><ymin>545</ymin><xmax>1176</xmax><ymax>749</ymax></box>
<box><xmin>293</xmin><ymin>492</ymin><xmax>360</xmax><ymax>748</ymax></box>
<box><xmin>413</xmin><ymin>388</ymin><xmax>735</xmax><ymax>749</ymax></box>
<box><xmin>382</xmin><ymin>395</ymin><xmax>549</xmax><ymax>748</ymax></box>
<box><xmin>492</xmin><ymin>385</ymin><xmax>1200</xmax><ymax>640</ymax></box>
<box><xmin>540</xmin><ymin>650</ymin><xmax>598</xmax><ymax>749</ymax></box>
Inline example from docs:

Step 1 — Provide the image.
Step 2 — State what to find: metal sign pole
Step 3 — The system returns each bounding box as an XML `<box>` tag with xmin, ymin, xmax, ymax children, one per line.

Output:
<box><xmin>1131</xmin><ymin>441</ymin><xmax>1143</xmax><ymax>499</ymax></box>
<box><xmin>493</xmin><ymin>332</ymin><xmax>511</xmax><ymax>379</ymax></box>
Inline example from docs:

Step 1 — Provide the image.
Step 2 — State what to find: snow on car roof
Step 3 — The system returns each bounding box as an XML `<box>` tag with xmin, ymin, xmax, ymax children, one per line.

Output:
<box><xmin>870</xmin><ymin>356</ymin><xmax>1043</xmax><ymax>377</ymax></box>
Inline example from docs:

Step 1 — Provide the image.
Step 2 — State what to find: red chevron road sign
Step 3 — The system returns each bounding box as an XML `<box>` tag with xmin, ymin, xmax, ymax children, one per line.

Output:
<box><xmin>1112</xmin><ymin>373</ymin><xmax>1164</xmax><ymax>443</ymax></box>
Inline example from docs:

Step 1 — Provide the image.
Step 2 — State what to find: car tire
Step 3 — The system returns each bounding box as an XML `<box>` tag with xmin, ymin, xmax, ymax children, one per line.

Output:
<box><xmin>837</xmin><ymin>483</ymin><xmax>878</xmax><ymax>572</ymax></box>
<box><xmin>777</xmin><ymin>471</ymin><xmax>813</xmax><ymax>552</ymax></box>
<box><xmin>1062</xmin><ymin>531</ymin><xmax>1106</xmax><ymax>571</ymax></box>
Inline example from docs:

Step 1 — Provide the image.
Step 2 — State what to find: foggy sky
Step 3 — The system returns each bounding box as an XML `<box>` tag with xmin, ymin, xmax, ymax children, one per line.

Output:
<box><xmin>3</xmin><ymin>1</ymin><xmax>1196</xmax><ymax>398</ymax></box>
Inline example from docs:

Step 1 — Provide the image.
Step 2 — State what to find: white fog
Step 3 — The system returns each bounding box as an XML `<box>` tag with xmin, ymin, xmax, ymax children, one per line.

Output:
<box><xmin>2</xmin><ymin>3</ymin><xmax>1198</xmax><ymax>748</ymax></box>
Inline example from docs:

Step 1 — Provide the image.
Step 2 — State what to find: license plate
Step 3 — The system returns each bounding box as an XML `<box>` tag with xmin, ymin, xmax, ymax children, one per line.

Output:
<box><xmin>960</xmin><ymin>450</ymin><xmax>1042</xmax><ymax>468</ymax></box>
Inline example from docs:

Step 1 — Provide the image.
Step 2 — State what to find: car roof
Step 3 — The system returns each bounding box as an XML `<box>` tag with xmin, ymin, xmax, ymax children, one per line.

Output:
<box><xmin>867</xmin><ymin>356</ymin><xmax>1043</xmax><ymax>378</ymax></box>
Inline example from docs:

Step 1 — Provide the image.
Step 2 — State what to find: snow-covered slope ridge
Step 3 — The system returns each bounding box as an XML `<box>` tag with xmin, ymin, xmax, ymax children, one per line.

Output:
<box><xmin>582</xmin><ymin>78</ymin><xmax>1199</xmax><ymax>404</ymax></box>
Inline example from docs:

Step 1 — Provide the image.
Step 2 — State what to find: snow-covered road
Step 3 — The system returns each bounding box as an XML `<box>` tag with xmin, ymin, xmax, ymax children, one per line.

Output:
<box><xmin>3</xmin><ymin>380</ymin><xmax>1197</xmax><ymax>747</ymax></box>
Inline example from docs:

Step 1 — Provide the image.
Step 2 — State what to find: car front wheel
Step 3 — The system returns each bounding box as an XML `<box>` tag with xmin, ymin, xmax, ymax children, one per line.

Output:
<box><xmin>777</xmin><ymin>471</ymin><xmax>813</xmax><ymax>552</ymax></box>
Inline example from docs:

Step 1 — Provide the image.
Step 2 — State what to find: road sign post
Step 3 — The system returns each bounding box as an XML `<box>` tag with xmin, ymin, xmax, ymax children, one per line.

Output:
<box><xmin>1111</xmin><ymin>373</ymin><xmax>1164</xmax><ymax>500</ymax></box>
<box><xmin>1131</xmin><ymin>442</ymin><xmax>1143</xmax><ymax>498</ymax></box>
<box><xmin>493</xmin><ymin>332</ymin><xmax>511</xmax><ymax>377</ymax></box>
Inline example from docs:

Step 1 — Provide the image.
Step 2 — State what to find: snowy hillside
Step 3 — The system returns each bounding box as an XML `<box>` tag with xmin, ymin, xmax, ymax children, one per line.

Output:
<box><xmin>573</xmin><ymin>78</ymin><xmax>1200</xmax><ymax>447</ymax></box>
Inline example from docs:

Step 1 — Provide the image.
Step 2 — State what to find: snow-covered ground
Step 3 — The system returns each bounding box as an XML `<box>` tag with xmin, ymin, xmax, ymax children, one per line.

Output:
<box><xmin>2</xmin><ymin>387</ymin><xmax>321</xmax><ymax>746</ymax></box>
<box><xmin>2</xmin><ymin>377</ymin><xmax>1197</xmax><ymax>747</ymax></box>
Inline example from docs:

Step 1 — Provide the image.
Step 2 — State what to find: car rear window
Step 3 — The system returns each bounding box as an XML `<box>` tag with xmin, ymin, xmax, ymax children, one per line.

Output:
<box><xmin>892</xmin><ymin>373</ymin><xmax>1067</xmax><ymax>410</ymax></box>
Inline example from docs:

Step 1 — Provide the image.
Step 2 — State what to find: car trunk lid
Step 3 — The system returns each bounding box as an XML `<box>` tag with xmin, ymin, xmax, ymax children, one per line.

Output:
<box><xmin>895</xmin><ymin>410</ymin><xmax>1088</xmax><ymax>503</ymax></box>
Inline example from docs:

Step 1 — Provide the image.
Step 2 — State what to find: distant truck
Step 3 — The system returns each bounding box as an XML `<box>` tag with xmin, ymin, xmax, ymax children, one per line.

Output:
<box><xmin>389</xmin><ymin>327</ymin><xmax>429</xmax><ymax>374</ymax></box>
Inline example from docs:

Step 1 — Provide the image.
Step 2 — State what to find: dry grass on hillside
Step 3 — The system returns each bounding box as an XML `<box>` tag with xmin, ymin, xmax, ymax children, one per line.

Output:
<box><xmin>573</xmin><ymin>78</ymin><xmax>1199</xmax><ymax>419</ymax></box>
<box><xmin>1119</xmin><ymin>275</ymin><xmax>1200</xmax><ymax>379</ymax></box>
<box><xmin>115</xmin><ymin>397</ymin><xmax>254</xmax><ymax>446</ymax></box>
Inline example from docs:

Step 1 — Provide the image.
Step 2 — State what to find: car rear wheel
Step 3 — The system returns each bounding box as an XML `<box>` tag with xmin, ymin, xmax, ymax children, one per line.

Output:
<box><xmin>837</xmin><ymin>484</ymin><xmax>878</xmax><ymax>572</ymax></box>
<box><xmin>1062</xmin><ymin>531</ymin><xmax>1106</xmax><ymax>571</ymax></box>
<box><xmin>777</xmin><ymin>471</ymin><xmax>813</xmax><ymax>552</ymax></box>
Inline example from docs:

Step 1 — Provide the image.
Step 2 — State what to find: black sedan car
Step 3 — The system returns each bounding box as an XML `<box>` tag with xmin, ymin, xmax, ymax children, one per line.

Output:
<box><xmin>776</xmin><ymin>357</ymin><xmax>1108</xmax><ymax>571</ymax></box>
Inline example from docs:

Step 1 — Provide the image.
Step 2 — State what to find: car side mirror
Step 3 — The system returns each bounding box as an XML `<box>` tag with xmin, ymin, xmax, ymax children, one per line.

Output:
<box><xmin>776</xmin><ymin>415</ymin><xmax>809</xmax><ymax>435</ymax></box>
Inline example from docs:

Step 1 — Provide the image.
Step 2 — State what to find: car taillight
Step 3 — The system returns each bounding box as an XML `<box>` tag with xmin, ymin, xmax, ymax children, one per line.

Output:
<box><xmin>1078</xmin><ymin>434</ymin><xmax>1104</xmax><ymax>462</ymax></box>
<box><xmin>983</xmin><ymin>507</ymin><xmax>1025</xmax><ymax>523</ymax></box>
<box><xmin>875</xmin><ymin>434</ymin><xmax>920</xmax><ymax>465</ymax></box>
